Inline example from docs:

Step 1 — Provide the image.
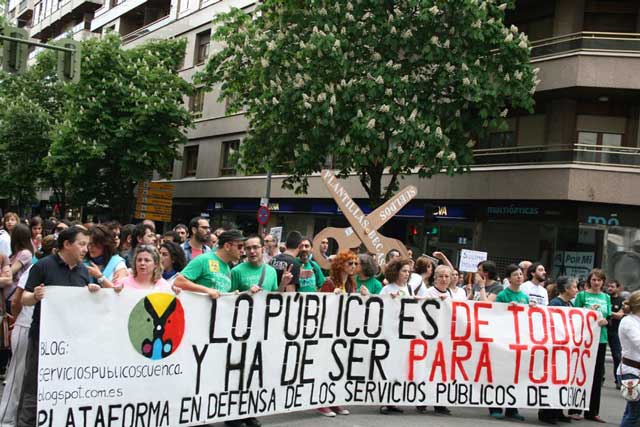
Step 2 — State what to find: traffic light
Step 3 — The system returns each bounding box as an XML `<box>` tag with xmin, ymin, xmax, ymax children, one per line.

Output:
<box><xmin>426</xmin><ymin>226</ymin><xmax>439</xmax><ymax>236</ymax></box>
<box><xmin>2</xmin><ymin>26</ymin><xmax>29</xmax><ymax>74</ymax></box>
<box><xmin>56</xmin><ymin>38</ymin><xmax>81</xmax><ymax>83</ymax></box>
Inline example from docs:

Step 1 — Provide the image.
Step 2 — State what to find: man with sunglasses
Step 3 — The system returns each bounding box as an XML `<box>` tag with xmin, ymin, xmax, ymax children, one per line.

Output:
<box><xmin>175</xmin><ymin>229</ymin><xmax>246</xmax><ymax>298</ymax></box>
<box><xmin>232</xmin><ymin>235</ymin><xmax>278</xmax><ymax>293</ymax></box>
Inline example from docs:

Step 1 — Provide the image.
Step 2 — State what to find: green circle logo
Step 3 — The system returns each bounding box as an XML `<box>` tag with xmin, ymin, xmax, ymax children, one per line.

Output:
<box><xmin>128</xmin><ymin>293</ymin><xmax>185</xmax><ymax>360</ymax></box>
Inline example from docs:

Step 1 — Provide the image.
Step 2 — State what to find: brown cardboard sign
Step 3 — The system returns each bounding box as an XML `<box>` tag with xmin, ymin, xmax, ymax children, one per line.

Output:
<box><xmin>311</xmin><ymin>169</ymin><xmax>417</xmax><ymax>270</ymax></box>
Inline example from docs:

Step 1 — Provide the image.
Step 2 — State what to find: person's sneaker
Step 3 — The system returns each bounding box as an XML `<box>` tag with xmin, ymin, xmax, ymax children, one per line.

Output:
<box><xmin>223</xmin><ymin>420</ymin><xmax>245</xmax><ymax>427</ymax></box>
<box><xmin>434</xmin><ymin>407</ymin><xmax>451</xmax><ymax>415</ymax></box>
<box><xmin>317</xmin><ymin>408</ymin><xmax>336</xmax><ymax>417</ymax></box>
<box><xmin>244</xmin><ymin>418</ymin><xmax>261</xmax><ymax>427</ymax></box>
<box><xmin>616</xmin><ymin>382</ymin><xmax>622</xmax><ymax>390</ymax></box>
<box><xmin>490</xmin><ymin>412</ymin><xmax>505</xmax><ymax>420</ymax></box>
<box><xmin>330</xmin><ymin>406</ymin><xmax>349</xmax><ymax>415</ymax></box>
<box><xmin>416</xmin><ymin>406</ymin><xmax>428</xmax><ymax>414</ymax></box>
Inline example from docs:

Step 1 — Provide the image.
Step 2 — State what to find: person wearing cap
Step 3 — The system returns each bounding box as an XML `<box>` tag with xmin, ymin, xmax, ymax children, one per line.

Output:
<box><xmin>174</xmin><ymin>229</ymin><xmax>246</xmax><ymax>298</ymax></box>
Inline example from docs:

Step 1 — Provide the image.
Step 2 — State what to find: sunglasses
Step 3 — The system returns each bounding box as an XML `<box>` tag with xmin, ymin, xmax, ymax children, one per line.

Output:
<box><xmin>347</xmin><ymin>261</ymin><xmax>359</xmax><ymax>266</ymax></box>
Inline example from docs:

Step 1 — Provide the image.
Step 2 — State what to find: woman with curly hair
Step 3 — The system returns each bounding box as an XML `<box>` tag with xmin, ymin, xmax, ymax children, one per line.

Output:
<box><xmin>316</xmin><ymin>251</ymin><xmax>361</xmax><ymax>418</ymax></box>
<box><xmin>320</xmin><ymin>250</ymin><xmax>359</xmax><ymax>294</ymax></box>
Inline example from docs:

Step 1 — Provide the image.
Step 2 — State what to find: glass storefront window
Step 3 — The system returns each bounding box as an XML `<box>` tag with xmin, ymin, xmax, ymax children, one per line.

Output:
<box><xmin>607</xmin><ymin>226</ymin><xmax>640</xmax><ymax>293</ymax></box>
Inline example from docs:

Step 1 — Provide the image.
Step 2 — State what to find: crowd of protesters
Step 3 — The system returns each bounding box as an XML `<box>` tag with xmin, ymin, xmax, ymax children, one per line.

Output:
<box><xmin>0</xmin><ymin>212</ymin><xmax>635</xmax><ymax>427</ymax></box>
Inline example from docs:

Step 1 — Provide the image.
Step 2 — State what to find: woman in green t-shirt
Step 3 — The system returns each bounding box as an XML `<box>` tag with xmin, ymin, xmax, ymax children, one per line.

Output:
<box><xmin>568</xmin><ymin>269</ymin><xmax>610</xmax><ymax>423</ymax></box>
<box><xmin>355</xmin><ymin>254</ymin><xmax>382</xmax><ymax>294</ymax></box>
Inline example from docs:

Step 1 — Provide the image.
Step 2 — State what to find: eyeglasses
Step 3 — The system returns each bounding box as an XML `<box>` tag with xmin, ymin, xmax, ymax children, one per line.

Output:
<box><xmin>347</xmin><ymin>261</ymin><xmax>359</xmax><ymax>266</ymax></box>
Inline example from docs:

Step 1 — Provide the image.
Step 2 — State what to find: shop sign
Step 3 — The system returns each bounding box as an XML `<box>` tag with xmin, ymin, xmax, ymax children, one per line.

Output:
<box><xmin>553</xmin><ymin>251</ymin><xmax>595</xmax><ymax>279</ymax></box>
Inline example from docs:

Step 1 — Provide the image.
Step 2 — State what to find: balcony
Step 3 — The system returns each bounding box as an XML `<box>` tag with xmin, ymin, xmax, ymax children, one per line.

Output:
<box><xmin>117</xmin><ymin>0</ymin><xmax>171</xmax><ymax>44</ymax></box>
<box><xmin>16</xmin><ymin>0</ymin><xmax>34</xmax><ymax>23</ymax></box>
<box><xmin>30</xmin><ymin>0</ymin><xmax>102</xmax><ymax>40</ymax></box>
<box><xmin>530</xmin><ymin>32</ymin><xmax>640</xmax><ymax>92</ymax></box>
<box><xmin>473</xmin><ymin>143</ymin><xmax>640</xmax><ymax>168</ymax></box>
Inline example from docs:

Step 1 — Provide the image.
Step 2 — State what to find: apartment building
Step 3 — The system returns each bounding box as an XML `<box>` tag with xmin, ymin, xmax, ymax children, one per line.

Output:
<box><xmin>5</xmin><ymin>0</ymin><xmax>640</xmax><ymax>289</ymax></box>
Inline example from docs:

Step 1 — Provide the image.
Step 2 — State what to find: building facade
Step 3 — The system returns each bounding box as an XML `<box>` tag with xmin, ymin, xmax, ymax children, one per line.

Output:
<box><xmin>5</xmin><ymin>0</ymin><xmax>640</xmax><ymax>289</ymax></box>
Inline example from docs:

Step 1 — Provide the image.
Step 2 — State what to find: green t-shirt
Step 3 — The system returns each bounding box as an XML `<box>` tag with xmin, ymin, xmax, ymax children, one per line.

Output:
<box><xmin>231</xmin><ymin>262</ymin><xmax>278</xmax><ymax>292</ymax></box>
<box><xmin>181</xmin><ymin>252</ymin><xmax>232</xmax><ymax>292</ymax></box>
<box><xmin>298</xmin><ymin>261</ymin><xmax>318</xmax><ymax>293</ymax></box>
<box><xmin>496</xmin><ymin>287</ymin><xmax>530</xmax><ymax>304</ymax></box>
<box><xmin>356</xmin><ymin>276</ymin><xmax>383</xmax><ymax>295</ymax></box>
<box><xmin>573</xmin><ymin>291</ymin><xmax>611</xmax><ymax>343</ymax></box>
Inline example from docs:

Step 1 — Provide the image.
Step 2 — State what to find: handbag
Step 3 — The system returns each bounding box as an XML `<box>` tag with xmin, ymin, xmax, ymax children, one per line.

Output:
<box><xmin>621</xmin><ymin>316</ymin><xmax>640</xmax><ymax>401</ymax></box>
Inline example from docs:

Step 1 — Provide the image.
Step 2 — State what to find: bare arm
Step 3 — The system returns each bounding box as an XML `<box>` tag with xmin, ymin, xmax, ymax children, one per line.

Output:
<box><xmin>432</xmin><ymin>251</ymin><xmax>454</xmax><ymax>270</ymax></box>
<box><xmin>174</xmin><ymin>274</ymin><xmax>220</xmax><ymax>299</ymax></box>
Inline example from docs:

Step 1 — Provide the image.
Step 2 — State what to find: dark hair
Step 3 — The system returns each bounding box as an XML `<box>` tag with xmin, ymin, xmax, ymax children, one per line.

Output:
<box><xmin>299</xmin><ymin>237</ymin><xmax>312</xmax><ymax>247</ymax></box>
<box><xmin>385</xmin><ymin>250</ymin><xmax>400</xmax><ymax>263</ymax></box>
<box><xmin>29</xmin><ymin>216</ymin><xmax>43</xmax><ymax>235</ymax></box>
<box><xmin>359</xmin><ymin>253</ymin><xmax>378</xmax><ymax>278</ymax></box>
<box><xmin>174</xmin><ymin>224</ymin><xmax>188</xmax><ymax>232</ymax></box>
<box><xmin>526</xmin><ymin>262</ymin><xmax>543</xmax><ymax>281</ymax></box>
<box><xmin>162</xmin><ymin>230</ymin><xmax>180</xmax><ymax>242</ymax></box>
<box><xmin>132</xmin><ymin>223</ymin><xmax>153</xmax><ymax>248</ymax></box>
<box><xmin>11</xmin><ymin>224</ymin><xmax>33</xmax><ymax>256</ymax></box>
<box><xmin>89</xmin><ymin>224</ymin><xmax>116</xmax><ymax>262</ymax></box>
<box><xmin>245</xmin><ymin>234</ymin><xmax>264</xmax><ymax>246</ymax></box>
<box><xmin>384</xmin><ymin>258</ymin><xmax>412</xmax><ymax>284</ymax></box>
<box><xmin>43</xmin><ymin>219</ymin><xmax>57</xmax><ymax>236</ymax></box>
<box><xmin>106</xmin><ymin>221</ymin><xmax>121</xmax><ymax>231</ymax></box>
<box><xmin>160</xmin><ymin>241</ymin><xmax>187</xmax><ymax>272</ymax></box>
<box><xmin>607</xmin><ymin>279</ymin><xmax>621</xmax><ymax>288</ymax></box>
<box><xmin>479</xmin><ymin>260</ymin><xmax>497</xmax><ymax>280</ymax></box>
<box><xmin>504</xmin><ymin>264</ymin><xmax>522</xmax><ymax>280</ymax></box>
<box><xmin>188</xmin><ymin>216</ymin><xmax>208</xmax><ymax>234</ymax></box>
<box><xmin>285</xmin><ymin>231</ymin><xmax>302</xmax><ymax>250</ymax></box>
<box><xmin>119</xmin><ymin>224</ymin><xmax>135</xmax><ymax>250</ymax></box>
<box><xmin>57</xmin><ymin>226</ymin><xmax>90</xmax><ymax>250</ymax></box>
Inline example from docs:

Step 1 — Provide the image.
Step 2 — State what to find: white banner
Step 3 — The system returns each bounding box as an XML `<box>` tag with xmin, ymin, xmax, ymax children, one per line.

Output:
<box><xmin>38</xmin><ymin>287</ymin><xmax>601</xmax><ymax>426</ymax></box>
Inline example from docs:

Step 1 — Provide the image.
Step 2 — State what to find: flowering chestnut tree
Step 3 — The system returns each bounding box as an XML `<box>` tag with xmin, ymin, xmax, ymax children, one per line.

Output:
<box><xmin>199</xmin><ymin>0</ymin><xmax>538</xmax><ymax>205</ymax></box>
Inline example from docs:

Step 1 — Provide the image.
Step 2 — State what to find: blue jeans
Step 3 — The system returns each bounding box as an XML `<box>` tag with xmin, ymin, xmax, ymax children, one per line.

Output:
<box><xmin>621</xmin><ymin>374</ymin><xmax>640</xmax><ymax>427</ymax></box>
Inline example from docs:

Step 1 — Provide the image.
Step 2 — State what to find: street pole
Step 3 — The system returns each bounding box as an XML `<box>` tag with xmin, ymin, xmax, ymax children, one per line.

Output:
<box><xmin>259</xmin><ymin>171</ymin><xmax>272</xmax><ymax>236</ymax></box>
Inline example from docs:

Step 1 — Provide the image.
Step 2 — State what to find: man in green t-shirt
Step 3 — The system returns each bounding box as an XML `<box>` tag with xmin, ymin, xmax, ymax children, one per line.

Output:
<box><xmin>297</xmin><ymin>238</ymin><xmax>325</xmax><ymax>292</ymax></box>
<box><xmin>175</xmin><ymin>229</ymin><xmax>246</xmax><ymax>298</ymax></box>
<box><xmin>232</xmin><ymin>235</ymin><xmax>279</xmax><ymax>292</ymax></box>
<box><xmin>356</xmin><ymin>253</ymin><xmax>383</xmax><ymax>294</ymax></box>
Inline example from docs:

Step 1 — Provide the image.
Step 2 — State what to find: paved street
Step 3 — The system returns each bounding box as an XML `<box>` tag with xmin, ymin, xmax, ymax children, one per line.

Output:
<box><xmin>255</xmin><ymin>361</ymin><xmax>625</xmax><ymax>427</ymax></box>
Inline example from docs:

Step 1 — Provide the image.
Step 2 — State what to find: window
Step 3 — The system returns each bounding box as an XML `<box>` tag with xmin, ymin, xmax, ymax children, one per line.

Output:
<box><xmin>479</xmin><ymin>131</ymin><xmax>516</xmax><ymax>149</ymax></box>
<box><xmin>189</xmin><ymin>88</ymin><xmax>205</xmax><ymax>119</ymax></box>
<box><xmin>182</xmin><ymin>145</ymin><xmax>198</xmax><ymax>177</ymax></box>
<box><xmin>577</xmin><ymin>131</ymin><xmax>623</xmax><ymax>147</ymax></box>
<box><xmin>220</xmin><ymin>140</ymin><xmax>240</xmax><ymax>176</ymax></box>
<box><xmin>194</xmin><ymin>30</ymin><xmax>211</xmax><ymax>65</ymax></box>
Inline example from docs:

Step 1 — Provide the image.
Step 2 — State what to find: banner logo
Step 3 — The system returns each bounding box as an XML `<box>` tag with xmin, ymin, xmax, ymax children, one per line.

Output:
<box><xmin>127</xmin><ymin>293</ymin><xmax>185</xmax><ymax>360</ymax></box>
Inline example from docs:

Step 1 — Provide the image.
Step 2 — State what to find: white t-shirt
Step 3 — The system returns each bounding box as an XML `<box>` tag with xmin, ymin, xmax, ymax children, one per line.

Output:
<box><xmin>450</xmin><ymin>286</ymin><xmax>468</xmax><ymax>301</ymax></box>
<box><xmin>618</xmin><ymin>314</ymin><xmax>640</xmax><ymax>377</ymax></box>
<box><xmin>15</xmin><ymin>264</ymin><xmax>34</xmax><ymax>328</ymax></box>
<box><xmin>380</xmin><ymin>282</ymin><xmax>428</xmax><ymax>298</ymax></box>
<box><xmin>423</xmin><ymin>286</ymin><xmax>452</xmax><ymax>301</ymax></box>
<box><xmin>0</xmin><ymin>230</ymin><xmax>10</xmax><ymax>258</ymax></box>
<box><xmin>521</xmin><ymin>280</ymin><xmax>548</xmax><ymax>305</ymax></box>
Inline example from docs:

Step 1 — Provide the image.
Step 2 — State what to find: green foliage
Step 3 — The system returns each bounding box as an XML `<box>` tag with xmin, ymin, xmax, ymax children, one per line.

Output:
<box><xmin>0</xmin><ymin>49</ymin><xmax>63</xmax><ymax>214</ymax></box>
<box><xmin>198</xmin><ymin>0</ymin><xmax>537</xmax><ymax>204</ymax></box>
<box><xmin>0</xmin><ymin>34</ymin><xmax>193</xmax><ymax>218</ymax></box>
<box><xmin>50</xmin><ymin>34</ymin><xmax>192</xmax><ymax>218</ymax></box>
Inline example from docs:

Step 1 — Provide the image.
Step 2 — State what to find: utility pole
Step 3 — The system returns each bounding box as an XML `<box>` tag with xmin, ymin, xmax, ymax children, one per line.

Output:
<box><xmin>258</xmin><ymin>171</ymin><xmax>272</xmax><ymax>236</ymax></box>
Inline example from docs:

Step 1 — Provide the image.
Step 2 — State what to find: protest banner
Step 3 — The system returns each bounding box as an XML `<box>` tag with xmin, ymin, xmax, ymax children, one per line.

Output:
<box><xmin>38</xmin><ymin>287</ymin><xmax>600</xmax><ymax>427</ymax></box>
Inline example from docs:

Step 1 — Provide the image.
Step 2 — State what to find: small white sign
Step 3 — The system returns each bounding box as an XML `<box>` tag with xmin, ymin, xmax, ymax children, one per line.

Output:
<box><xmin>269</xmin><ymin>226</ymin><xmax>283</xmax><ymax>245</ymax></box>
<box><xmin>260</xmin><ymin>197</ymin><xmax>269</xmax><ymax>207</ymax></box>
<box><xmin>459</xmin><ymin>249</ymin><xmax>488</xmax><ymax>272</ymax></box>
